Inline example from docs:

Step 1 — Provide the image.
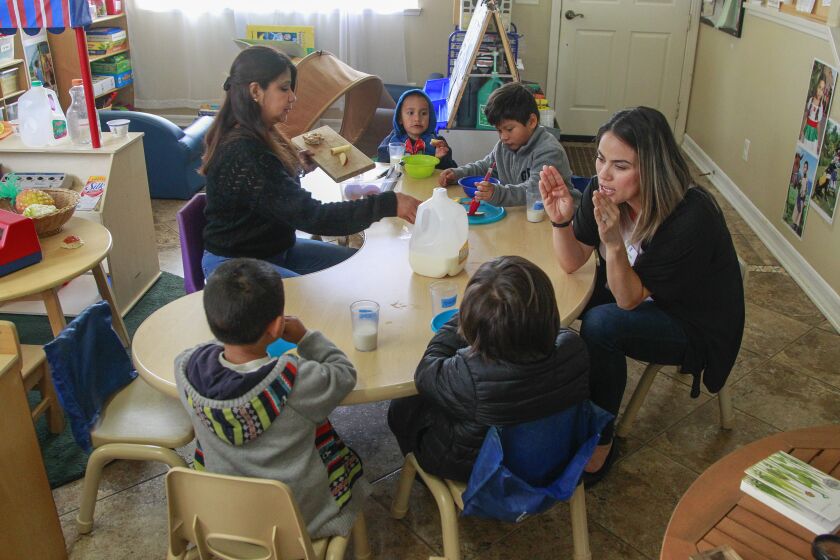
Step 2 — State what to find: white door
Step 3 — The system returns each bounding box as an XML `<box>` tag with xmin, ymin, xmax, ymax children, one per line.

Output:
<box><xmin>551</xmin><ymin>0</ymin><xmax>693</xmax><ymax>136</ymax></box>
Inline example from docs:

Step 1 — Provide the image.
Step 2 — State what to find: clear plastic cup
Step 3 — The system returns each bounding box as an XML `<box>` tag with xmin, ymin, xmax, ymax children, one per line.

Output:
<box><xmin>350</xmin><ymin>300</ymin><xmax>379</xmax><ymax>351</ymax></box>
<box><xmin>526</xmin><ymin>184</ymin><xmax>545</xmax><ymax>223</ymax></box>
<box><xmin>430</xmin><ymin>280</ymin><xmax>458</xmax><ymax>318</ymax></box>
<box><xmin>106</xmin><ymin>118</ymin><xmax>130</xmax><ymax>138</ymax></box>
<box><xmin>388</xmin><ymin>142</ymin><xmax>405</xmax><ymax>166</ymax></box>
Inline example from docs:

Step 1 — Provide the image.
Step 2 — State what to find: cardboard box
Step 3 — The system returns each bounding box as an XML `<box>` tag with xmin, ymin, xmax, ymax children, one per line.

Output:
<box><xmin>0</xmin><ymin>35</ymin><xmax>14</xmax><ymax>63</ymax></box>
<box><xmin>92</xmin><ymin>74</ymin><xmax>115</xmax><ymax>97</ymax></box>
<box><xmin>86</xmin><ymin>27</ymin><xmax>126</xmax><ymax>42</ymax></box>
<box><xmin>90</xmin><ymin>53</ymin><xmax>131</xmax><ymax>75</ymax></box>
<box><xmin>109</xmin><ymin>69</ymin><xmax>132</xmax><ymax>88</ymax></box>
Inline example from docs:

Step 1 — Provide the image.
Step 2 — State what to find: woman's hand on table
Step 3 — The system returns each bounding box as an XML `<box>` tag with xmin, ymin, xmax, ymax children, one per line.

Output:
<box><xmin>438</xmin><ymin>169</ymin><xmax>456</xmax><ymax>187</ymax></box>
<box><xmin>281</xmin><ymin>316</ymin><xmax>307</xmax><ymax>344</ymax></box>
<box><xmin>539</xmin><ymin>165</ymin><xmax>575</xmax><ymax>224</ymax></box>
<box><xmin>298</xmin><ymin>149</ymin><xmax>318</xmax><ymax>175</ymax></box>
<box><xmin>395</xmin><ymin>193</ymin><xmax>421</xmax><ymax>224</ymax></box>
<box><xmin>593</xmin><ymin>190</ymin><xmax>623</xmax><ymax>251</ymax></box>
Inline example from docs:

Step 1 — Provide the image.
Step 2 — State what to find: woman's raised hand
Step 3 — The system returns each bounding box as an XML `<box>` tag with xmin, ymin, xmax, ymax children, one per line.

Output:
<box><xmin>592</xmin><ymin>190</ymin><xmax>622</xmax><ymax>250</ymax></box>
<box><xmin>395</xmin><ymin>192</ymin><xmax>421</xmax><ymax>224</ymax></box>
<box><xmin>539</xmin><ymin>165</ymin><xmax>575</xmax><ymax>224</ymax></box>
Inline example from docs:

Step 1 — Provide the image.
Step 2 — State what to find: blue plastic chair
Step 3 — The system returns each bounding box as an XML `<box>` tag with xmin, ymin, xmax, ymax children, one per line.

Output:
<box><xmin>571</xmin><ymin>175</ymin><xmax>592</xmax><ymax>194</ymax></box>
<box><xmin>44</xmin><ymin>301</ymin><xmax>194</xmax><ymax>534</ymax></box>
<box><xmin>390</xmin><ymin>401</ymin><xmax>613</xmax><ymax>560</ymax></box>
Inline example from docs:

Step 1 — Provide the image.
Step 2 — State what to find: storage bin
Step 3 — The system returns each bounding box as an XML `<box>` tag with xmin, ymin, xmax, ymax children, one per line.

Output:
<box><xmin>0</xmin><ymin>68</ymin><xmax>19</xmax><ymax>96</ymax></box>
<box><xmin>424</xmin><ymin>77</ymin><xmax>450</xmax><ymax>130</ymax></box>
<box><xmin>0</xmin><ymin>35</ymin><xmax>14</xmax><ymax>63</ymax></box>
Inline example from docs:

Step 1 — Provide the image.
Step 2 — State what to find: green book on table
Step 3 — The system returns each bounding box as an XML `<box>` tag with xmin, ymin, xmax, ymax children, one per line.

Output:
<box><xmin>739</xmin><ymin>451</ymin><xmax>840</xmax><ymax>534</ymax></box>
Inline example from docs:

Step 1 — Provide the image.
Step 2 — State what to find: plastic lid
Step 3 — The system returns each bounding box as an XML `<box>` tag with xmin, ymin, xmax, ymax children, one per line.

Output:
<box><xmin>72</xmin><ymin>79</ymin><xmax>83</xmax><ymax>86</ymax></box>
<box><xmin>31</xmin><ymin>80</ymin><xmax>42</xmax><ymax>86</ymax></box>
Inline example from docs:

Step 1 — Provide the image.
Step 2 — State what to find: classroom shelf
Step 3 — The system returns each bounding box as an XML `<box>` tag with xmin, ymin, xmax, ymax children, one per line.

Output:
<box><xmin>94</xmin><ymin>82</ymin><xmax>132</xmax><ymax>99</ymax></box>
<box><xmin>0</xmin><ymin>58</ymin><xmax>23</xmax><ymax>71</ymax></box>
<box><xmin>0</xmin><ymin>89</ymin><xmax>25</xmax><ymax>102</ymax></box>
<box><xmin>91</xmin><ymin>13</ymin><xmax>126</xmax><ymax>24</ymax></box>
<box><xmin>89</xmin><ymin>46</ymin><xmax>129</xmax><ymax>63</ymax></box>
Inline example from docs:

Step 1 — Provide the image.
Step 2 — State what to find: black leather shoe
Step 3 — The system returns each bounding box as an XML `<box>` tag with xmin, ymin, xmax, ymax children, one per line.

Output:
<box><xmin>581</xmin><ymin>443</ymin><xmax>618</xmax><ymax>489</ymax></box>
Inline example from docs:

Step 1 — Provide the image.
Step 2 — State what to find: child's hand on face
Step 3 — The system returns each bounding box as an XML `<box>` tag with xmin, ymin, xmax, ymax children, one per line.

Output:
<box><xmin>438</xmin><ymin>169</ymin><xmax>456</xmax><ymax>187</ymax></box>
<box><xmin>475</xmin><ymin>180</ymin><xmax>495</xmax><ymax>201</ymax></box>
<box><xmin>281</xmin><ymin>316</ymin><xmax>307</xmax><ymax>344</ymax></box>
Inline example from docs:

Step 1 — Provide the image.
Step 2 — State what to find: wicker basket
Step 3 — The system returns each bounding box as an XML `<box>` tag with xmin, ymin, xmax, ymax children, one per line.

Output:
<box><xmin>0</xmin><ymin>188</ymin><xmax>80</xmax><ymax>237</ymax></box>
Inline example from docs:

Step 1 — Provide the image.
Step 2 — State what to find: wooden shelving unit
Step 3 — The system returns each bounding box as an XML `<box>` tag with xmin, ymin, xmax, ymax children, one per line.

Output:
<box><xmin>0</xmin><ymin>34</ymin><xmax>30</xmax><ymax>118</ymax></box>
<box><xmin>48</xmin><ymin>12</ymin><xmax>134</xmax><ymax>110</ymax></box>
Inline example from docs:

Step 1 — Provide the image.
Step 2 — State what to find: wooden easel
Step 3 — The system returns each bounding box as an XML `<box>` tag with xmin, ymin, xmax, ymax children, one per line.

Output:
<box><xmin>445</xmin><ymin>0</ymin><xmax>519</xmax><ymax>128</ymax></box>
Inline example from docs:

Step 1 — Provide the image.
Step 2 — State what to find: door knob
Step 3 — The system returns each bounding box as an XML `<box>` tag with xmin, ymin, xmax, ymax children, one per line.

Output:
<box><xmin>564</xmin><ymin>10</ymin><xmax>584</xmax><ymax>20</ymax></box>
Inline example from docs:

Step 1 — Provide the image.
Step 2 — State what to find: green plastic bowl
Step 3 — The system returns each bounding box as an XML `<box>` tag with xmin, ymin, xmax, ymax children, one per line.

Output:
<box><xmin>403</xmin><ymin>154</ymin><xmax>440</xmax><ymax>179</ymax></box>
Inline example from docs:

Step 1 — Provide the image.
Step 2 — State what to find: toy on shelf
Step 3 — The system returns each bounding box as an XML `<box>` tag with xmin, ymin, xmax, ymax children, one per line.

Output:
<box><xmin>0</xmin><ymin>209</ymin><xmax>42</xmax><ymax>277</ymax></box>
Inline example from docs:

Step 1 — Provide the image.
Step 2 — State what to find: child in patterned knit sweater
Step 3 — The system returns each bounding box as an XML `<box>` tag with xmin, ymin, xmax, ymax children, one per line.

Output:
<box><xmin>174</xmin><ymin>258</ymin><xmax>369</xmax><ymax>539</ymax></box>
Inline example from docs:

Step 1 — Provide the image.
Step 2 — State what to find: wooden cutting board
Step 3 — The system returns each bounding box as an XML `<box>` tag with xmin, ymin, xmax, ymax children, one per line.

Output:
<box><xmin>291</xmin><ymin>126</ymin><xmax>375</xmax><ymax>183</ymax></box>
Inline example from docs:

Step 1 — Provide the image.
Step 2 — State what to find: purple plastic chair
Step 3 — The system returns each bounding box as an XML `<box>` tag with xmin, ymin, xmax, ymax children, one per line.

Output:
<box><xmin>176</xmin><ymin>193</ymin><xmax>207</xmax><ymax>294</ymax></box>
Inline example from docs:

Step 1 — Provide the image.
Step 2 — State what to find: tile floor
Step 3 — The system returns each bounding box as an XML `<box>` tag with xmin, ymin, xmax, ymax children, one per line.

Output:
<box><xmin>54</xmin><ymin>158</ymin><xmax>840</xmax><ymax>559</ymax></box>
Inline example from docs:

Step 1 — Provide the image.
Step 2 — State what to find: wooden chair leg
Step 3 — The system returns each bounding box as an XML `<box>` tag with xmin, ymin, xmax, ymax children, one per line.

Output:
<box><xmin>325</xmin><ymin>533</ymin><xmax>348</xmax><ymax>560</ymax></box>
<box><xmin>37</xmin><ymin>369</ymin><xmax>65</xmax><ymax>434</ymax></box>
<box><xmin>390</xmin><ymin>455</ymin><xmax>418</xmax><ymax>519</ymax></box>
<box><xmin>77</xmin><ymin>443</ymin><xmax>186</xmax><ymax>533</ymax></box>
<box><xmin>415</xmin><ymin>467</ymin><xmax>461</xmax><ymax>560</ymax></box>
<box><xmin>569</xmin><ymin>484</ymin><xmax>592</xmax><ymax>560</ymax></box>
<box><xmin>718</xmin><ymin>385</ymin><xmax>734</xmax><ymax>430</ymax></box>
<box><xmin>614</xmin><ymin>363</ymin><xmax>662</xmax><ymax>439</ymax></box>
<box><xmin>351</xmin><ymin>511</ymin><xmax>371</xmax><ymax>560</ymax></box>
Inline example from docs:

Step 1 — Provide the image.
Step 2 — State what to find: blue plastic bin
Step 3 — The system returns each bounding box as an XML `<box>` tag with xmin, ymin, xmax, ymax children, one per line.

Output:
<box><xmin>424</xmin><ymin>77</ymin><xmax>450</xmax><ymax>131</ymax></box>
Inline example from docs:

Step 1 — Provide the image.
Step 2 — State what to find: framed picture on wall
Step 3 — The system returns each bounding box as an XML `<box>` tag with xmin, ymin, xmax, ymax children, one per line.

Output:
<box><xmin>700</xmin><ymin>0</ymin><xmax>747</xmax><ymax>38</ymax></box>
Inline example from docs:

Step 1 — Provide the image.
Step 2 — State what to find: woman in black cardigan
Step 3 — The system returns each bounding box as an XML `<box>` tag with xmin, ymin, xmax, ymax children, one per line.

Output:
<box><xmin>200</xmin><ymin>46</ymin><xmax>420</xmax><ymax>278</ymax></box>
<box><xmin>539</xmin><ymin>107</ymin><xmax>744</xmax><ymax>485</ymax></box>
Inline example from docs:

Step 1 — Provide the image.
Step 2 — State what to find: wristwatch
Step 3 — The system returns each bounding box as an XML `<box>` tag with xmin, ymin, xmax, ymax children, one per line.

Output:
<box><xmin>551</xmin><ymin>218</ymin><xmax>573</xmax><ymax>228</ymax></box>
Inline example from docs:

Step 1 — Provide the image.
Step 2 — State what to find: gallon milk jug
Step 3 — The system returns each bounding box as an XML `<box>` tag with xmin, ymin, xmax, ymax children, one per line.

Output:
<box><xmin>19</xmin><ymin>80</ymin><xmax>67</xmax><ymax>147</ymax></box>
<box><xmin>409</xmin><ymin>187</ymin><xmax>469</xmax><ymax>278</ymax></box>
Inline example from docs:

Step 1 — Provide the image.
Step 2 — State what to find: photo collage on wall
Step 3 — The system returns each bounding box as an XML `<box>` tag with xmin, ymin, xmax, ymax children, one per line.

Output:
<box><xmin>783</xmin><ymin>59</ymin><xmax>838</xmax><ymax>237</ymax></box>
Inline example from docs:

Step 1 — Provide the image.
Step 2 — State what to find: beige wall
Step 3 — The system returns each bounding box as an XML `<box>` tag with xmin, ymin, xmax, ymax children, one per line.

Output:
<box><xmin>686</xmin><ymin>15</ymin><xmax>840</xmax><ymax>294</ymax></box>
<box><xmin>404</xmin><ymin>0</ymin><xmax>553</xmax><ymax>86</ymax></box>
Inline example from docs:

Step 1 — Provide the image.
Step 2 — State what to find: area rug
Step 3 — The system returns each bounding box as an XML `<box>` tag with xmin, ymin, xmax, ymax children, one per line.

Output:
<box><xmin>563</xmin><ymin>141</ymin><xmax>597</xmax><ymax>178</ymax></box>
<box><xmin>2</xmin><ymin>271</ymin><xmax>186</xmax><ymax>488</ymax></box>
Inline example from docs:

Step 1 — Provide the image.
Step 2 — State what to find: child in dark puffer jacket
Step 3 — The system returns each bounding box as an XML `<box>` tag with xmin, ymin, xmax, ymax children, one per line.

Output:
<box><xmin>388</xmin><ymin>255</ymin><xmax>590</xmax><ymax>482</ymax></box>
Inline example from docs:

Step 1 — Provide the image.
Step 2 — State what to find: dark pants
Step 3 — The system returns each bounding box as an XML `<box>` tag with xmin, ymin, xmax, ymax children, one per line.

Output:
<box><xmin>202</xmin><ymin>238</ymin><xmax>356</xmax><ymax>279</ymax></box>
<box><xmin>387</xmin><ymin>395</ymin><xmax>431</xmax><ymax>458</ymax></box>
<box><xmin>580</xmin><ymin>298</ymin><xmax>687</xmax><ymax>443</ymax></box>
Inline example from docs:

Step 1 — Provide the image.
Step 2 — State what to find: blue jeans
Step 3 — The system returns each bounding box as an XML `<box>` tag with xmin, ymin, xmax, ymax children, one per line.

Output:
<box><xmin>580</xmin><ymin>300</ymin><xmax>687</xmax><ymax>443</ymax></box>
<box><xmin>202</xmin><ymin>238</ymin><xmax>356</xmax><ymax>280</ymax></box>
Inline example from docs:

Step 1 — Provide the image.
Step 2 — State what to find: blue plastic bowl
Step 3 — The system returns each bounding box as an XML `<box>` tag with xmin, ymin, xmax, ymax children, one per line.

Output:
<box><xmin>458</xmin><ymin>176</ymin><xmax>501</xmax><ymax>198</ymax></box>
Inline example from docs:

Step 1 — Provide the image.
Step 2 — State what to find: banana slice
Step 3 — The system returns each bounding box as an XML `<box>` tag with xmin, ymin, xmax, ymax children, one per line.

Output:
<box><xmin>330</xmin><ymin>144</ymin><xmax>352</xmax><ymax>155</ymax></box>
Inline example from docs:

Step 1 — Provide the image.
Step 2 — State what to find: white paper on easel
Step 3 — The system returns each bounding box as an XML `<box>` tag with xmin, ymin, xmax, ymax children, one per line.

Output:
<box><xmin>796</xmin><ymin>0</ymin><xmax>816</xmax><ymax>13</ymax></box>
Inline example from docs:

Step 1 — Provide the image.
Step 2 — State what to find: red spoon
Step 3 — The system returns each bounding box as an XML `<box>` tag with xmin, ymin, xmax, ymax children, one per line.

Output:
<box><xmin>468</xmin><ymin>161</ymin><xmax>495</xmax><ymax>216</ymax></box>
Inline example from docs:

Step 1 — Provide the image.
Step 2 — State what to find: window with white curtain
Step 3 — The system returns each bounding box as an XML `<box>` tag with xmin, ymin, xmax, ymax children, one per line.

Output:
<box><xmin>134</xmin><ymin>0</ymin><xmax>419</xmax><ymax>14</ymax></box>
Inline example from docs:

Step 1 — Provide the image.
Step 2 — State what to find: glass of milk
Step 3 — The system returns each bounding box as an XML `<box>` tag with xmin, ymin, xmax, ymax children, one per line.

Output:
<box><xmin>389</xmin><ymin>142</ymin><xmax>405</xmax><ymax>166</ymax></box>
<box><xmin>526</xmin><ymin>184</ymin><xmax>545</xmax><ymax>223</ymax></box>
<box><xmin>350</xmin><ymin>300</ymin><xmax>380</xmax><ymax>352</ymax></box>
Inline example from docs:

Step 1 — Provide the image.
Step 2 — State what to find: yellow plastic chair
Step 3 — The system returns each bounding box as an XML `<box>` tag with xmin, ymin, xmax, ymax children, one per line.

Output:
<box><xmin>165</xmin><ymin>467</ymin><xmax>372</xmax><ymax>560</ymax></box>
<box><xmin>391</xmin><ymin>453</ymin><xmax>592</xmax><ymax>560</ymax></box>
<box><xmin>614</xmin><ymin>258</ymin><xmax>747</xmax><ymax>438</ymax></box>
<box><xmin>0</xmin><ymin>321</ymin><xmax>64</xmax><ymax>433</ymax></box>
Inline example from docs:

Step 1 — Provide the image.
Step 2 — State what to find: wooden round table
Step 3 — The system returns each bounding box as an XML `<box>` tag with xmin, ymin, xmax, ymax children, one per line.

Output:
<box><xmin>131</xmin><ymin>168</ymin><xmax>596</xmax><ymax>404</ymax></box>
<box><xmin>661</xmin><ymin>424</ymin><xmax>840</xmax><ymax>559</ymax></box>
<box><xmin>0</xmin><ymin>216</ymin><xmax>129</xmax><ymax>345</ymax></box>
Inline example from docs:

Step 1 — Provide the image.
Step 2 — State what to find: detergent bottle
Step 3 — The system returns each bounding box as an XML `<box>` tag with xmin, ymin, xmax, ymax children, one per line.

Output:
<box><xmin>18</xmin><ymin>80</ymin><xmax>67</xmax><ymax>147</ymax></box>
<box><xmin>409</xmin><ymin>187</ymin><xmax>469</xmax><ymax>278</ymax></box>
<box><xmin>476</xmin><ymin>50</ymin><xmax>504</xmax><ymax>130</ymax></box>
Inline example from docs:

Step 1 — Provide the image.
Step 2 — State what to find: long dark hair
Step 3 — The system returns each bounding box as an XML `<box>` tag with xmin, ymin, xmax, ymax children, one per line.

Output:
<box><xmin>202</xmin><ymin>46</ymin><xmax>300</xmax><ymax>175</ymax></box>
<box><xmin>459</xmin><ymin>256</ymin><xmax>561</xmax><ymax>363</ymax></box>
<box><xmin>597</xmin><ymin>106</ymin><xmax>699</xmax><ymax>244</ymax></box>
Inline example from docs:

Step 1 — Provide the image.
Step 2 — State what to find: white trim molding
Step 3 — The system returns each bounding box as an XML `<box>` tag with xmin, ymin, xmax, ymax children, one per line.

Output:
<box><xmin>682</xmin><ymin>134</ymin><xmax>840</xmax><ymax>333</ymax></box>
<box><xmin>744</xmin><ymin>5</ymin><xmax>830</xmax><ymax>39</ymax></box>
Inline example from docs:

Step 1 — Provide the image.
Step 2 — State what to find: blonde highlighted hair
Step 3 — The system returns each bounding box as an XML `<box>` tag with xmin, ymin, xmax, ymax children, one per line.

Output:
<box><xmin>598</xmin><ymin>107</ymin><xmax>713</xmax><ymax>245</ymax></box>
